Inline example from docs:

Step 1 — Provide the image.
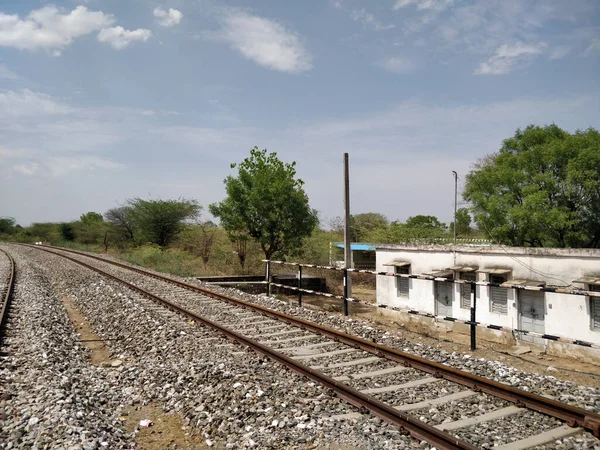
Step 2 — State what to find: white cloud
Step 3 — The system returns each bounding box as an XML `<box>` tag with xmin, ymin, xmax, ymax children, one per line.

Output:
<box><xmin>549</xmin><ymin>45</ymin><xmax>570</xmax><ymax>60</ymax></box>
<box><xmin>46</xmin><ymin>156</ymin><xmax>124</xmax><ymax>176</ymax></box>
<box><xmin>153</xmin><ymin>7</ymin><xmax>183</xmax><ymax>27</ymax></box>
<box><xmin>219</xmin><ymin>10</ymin><xmax>312</xmax><ymax>73</ymax></box>
<box><xmin>393</xmin><ymin>0</ymin><xmax>453</xmax><ymax>11</ymax></box>
<box><xmin>0</xmin><ymin>89</ymin><xmax>73</xmax><ymax>118</ymax></box>
<box><xmin>0</xmin><ymin>63</ymin><xmax>18</xmax><ymax>80</ymax></box>
<box><xmin>584</xmin><ymin>38</ymin><xmax>600</xmax><ymax>56</ymax></box>
<box><xmin>0</xmin><ymin>5</ymin><xmax>114</xmax><ymax>51</ymax></box>
<box><xmin>97</xmin><ymin>26</ymin><xmax>152</xmax><ymax>50</ymax></box>
<box><xmin>12</xmin><ymin>162</ymin><xmax>40</xmax><ymax>176</ymax></box>
<box><xmin>379</xmin><ymin>56</ymin><xmax>417</xmax><ymax>74</ymax></box>
<box><xmin>474</xmin><ymin>42</ymin><xmax>545</xmax><ymax>75</ymax></box>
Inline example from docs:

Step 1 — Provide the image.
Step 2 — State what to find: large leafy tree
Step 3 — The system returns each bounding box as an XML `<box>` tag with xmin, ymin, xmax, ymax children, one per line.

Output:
<box><xmin>210</xmin><ymin>147</ymin><xmax>319</xmax><ymax>259</ymax></box>
<box><xmin>0</xmin><ymin>217</ymin><xmax>16</xmax><ymax>235</ymax></box>
<box><xmin>449</xmin><ymin>208</ymin><xmax>472</xmax><ymax>236</ymax></box>
<box><xmin>105</xmin><ymin>206</ymin><xmax>136</xmax><ymax>242</ymax></box>
<box><xmin>78</xmin><ymin>211</ymin><xmax>105</xmax><ymax>244</ymax></box>
<box><xmin>463</xmin><ymin>125</ymin><xmax>600</xmax><ymax>248</ymax></box>
<box><xmin>126</xmin><ymin>198</ymin><xmax>201</xmax><ymax>247</ymax></box>
<box><xmin>328</xmin><ymin>213</ymin><xmax>388</xmax><ymax>241</ymax></box>
<box><xmin>405</xmin><ymin>215</ymin><xmax>447</xmax><ymax>231</ymax></box>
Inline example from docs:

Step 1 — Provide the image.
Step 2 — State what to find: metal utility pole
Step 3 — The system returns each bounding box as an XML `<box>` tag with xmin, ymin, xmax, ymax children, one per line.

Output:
<box><xmin>344</xmin><ymin>153</ymin><xmax>352</xmax><ymax>300</ymax></box>
<box><xmin>452</xmin><ymin>171</ymin><xmax>458</xmax><ymax>246</ymax></box>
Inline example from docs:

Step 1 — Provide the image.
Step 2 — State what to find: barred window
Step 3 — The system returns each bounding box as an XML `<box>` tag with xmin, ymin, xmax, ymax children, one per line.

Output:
<box><xmin>490</xmin><ymin>274</ymin><xmax>508</xmax><ymax>315</ymax></box>
<box><xmin>460</xmin><ymin>272</ymin><xmax>476</xmax><ymax>309</ymax></box>
<box><xmin>591</xmin><ymin>284</ymin><xmax>600</xmax><ymax>331</ymax></box>
<box><xmin>396</xmin><ymin>266</ymin><xmax>410</xmax><ymax>298</ymax></box>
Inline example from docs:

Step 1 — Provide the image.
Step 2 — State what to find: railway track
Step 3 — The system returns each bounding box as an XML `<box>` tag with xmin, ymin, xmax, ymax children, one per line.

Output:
<box><xmin>22</xmin><ymin>244</ymin><xmax>600</xmax><ymax>449</ymax></box>
<box><xmin>0</xmin><ymin>247</ymin><xmax>16</xmax><ymax>350</ymax></box>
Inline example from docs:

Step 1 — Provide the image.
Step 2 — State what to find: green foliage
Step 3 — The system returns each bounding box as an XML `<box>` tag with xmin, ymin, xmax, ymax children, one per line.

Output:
<box><xmin>177</xmin><ymin>222</ymin><xmax>224</xmax><ymax>266</ymax></box>
<box><xmin>119</xmin><ymin>244</ymin><xmax>199</xmax><ymax>277</ymax></box>
<box><xmin>291</xmin><ymin>228</ymin><xmax>342</xmax><ymax>265</ymax></box>
<box><xmin>105</xmin><ymin>206</ymin><xmax>136</xmax><ymax>242</ymax></box>
<box><xmin>28</xmin><ymin>222</ymin><xmax>60</xmax><ymax>242</ymax></box>
<box><xmin>0</xmin><ymin>217</ymin><xmax>16</xmax><ymax>235</ymax></box>
<box><xmin>126</xmin><ymin>198</ymin><xmax>201</xmax><ymax>247</ymax></box>
<box><xmin>59</xmin><ymin>223</ymin><xmax>76</xmax><ymax>241</ymax></box>
<box><xmin>449</xmin><ymin>208</ymin><xmax>472</xmax><ymax>236</ymax></box>
<box><xmin>80</xmin><ymin>212</ymin><xmax>103</xmax><ymax>225</ymax></box>
<box><xmin>210</xmin><ymin>147</ymin><xmax>319</xmax><ymax>259</ymax></box>
<box><xmin>405</xmin><ymin>215</ymin><xmax>447</xmax><ymax>231</ymax></box>
<box><xmin>368</xmin><ymin>219</ymin><xmax>448</xmax><ymax>244</ymax></box>
<box><xmin>329</xmin><ymin>213</ymin><xmax>388</xmax><ymax>242</ymax></box>
<box><xmin>464</xmin><ymin>125</ymin><xmax>600</xmax><ymax>247</ymax></box>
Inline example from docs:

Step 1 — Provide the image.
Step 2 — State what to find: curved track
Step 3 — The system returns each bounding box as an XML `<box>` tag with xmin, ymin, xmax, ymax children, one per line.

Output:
<box><xmin>23</xmin><ymin>244</ymin><xmax>600</xmax><ymax>449</ymax></box>
<box><xmin>0</xmin><ymin>247</ymin><xmax>16</xmax><ymax>349</ymax></box>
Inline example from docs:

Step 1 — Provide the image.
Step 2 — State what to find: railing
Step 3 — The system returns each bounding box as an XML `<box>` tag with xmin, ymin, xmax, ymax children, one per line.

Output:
<box><xmin>263</xmin><ymin>259</ymin><xmax>600</xmax><ymax>352</ymax></box>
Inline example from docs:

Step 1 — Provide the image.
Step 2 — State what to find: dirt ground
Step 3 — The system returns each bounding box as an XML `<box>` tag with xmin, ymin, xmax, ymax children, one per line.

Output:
<box><xmin>122</xmin><ymin>404</ymin><xmax>210</xmax><ymax>450</ymax></box>
<box><xmin>277</xmin><ymin>293</ymin><xmax>600</xmax><ymax>389</ymax></box>
<box><xmin>61</xmin><ymin>296</ymin><xmax>211</xmax><ymax>449</ymax></box>
<box><xmin>61</xmin><ymin>296</ymin><xmax>112</xmax><ymax>366</ymax></box>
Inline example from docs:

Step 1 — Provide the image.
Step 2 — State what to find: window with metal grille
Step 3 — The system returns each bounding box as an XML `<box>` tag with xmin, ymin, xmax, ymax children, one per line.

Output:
<box><xmin>591</xmin><ymin>284</ymin><xmax>600</xmax><ymax>331</ymax></box>
<box><xmin>489</xmin><ymin>274</ymin><xmax>508</xmax><ymax>315</ymax></box>
<box><xmin>395</xmin><ymin>266</ymin><xmax>410</xmax><ymax>298</ymax></box>
<box><xmin>460</xmin><ymin>272</ymin><xmax>476</xmax><ymax>309</ymax></box>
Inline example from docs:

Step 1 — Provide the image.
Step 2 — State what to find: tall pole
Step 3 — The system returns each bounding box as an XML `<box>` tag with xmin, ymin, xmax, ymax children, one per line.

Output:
<box><xmin>452</xmin><ymin>171</ymin><xmax>458</xmax><ymax>246</ymax></box>
<box><xmin>344</xmin><ymin>153</ymin><xmax>352</xmax><ymax>299</ymax></box>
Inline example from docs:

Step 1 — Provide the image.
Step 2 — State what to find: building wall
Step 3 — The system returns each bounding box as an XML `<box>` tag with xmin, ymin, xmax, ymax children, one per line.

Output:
<box><xmin>375</xmin><ymin>244</ymin><xmax>600</xmax><ymax>346</ymax></box>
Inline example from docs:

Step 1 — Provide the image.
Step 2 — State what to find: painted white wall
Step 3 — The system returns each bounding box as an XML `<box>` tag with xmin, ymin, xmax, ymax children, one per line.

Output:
<box><xmin>375</xmin><ymin>245</ymin><xmax>600</xmax><ymax>345</ymax></box>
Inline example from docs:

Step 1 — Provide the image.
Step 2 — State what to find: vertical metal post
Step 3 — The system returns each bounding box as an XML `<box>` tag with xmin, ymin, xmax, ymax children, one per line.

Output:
<box><xmin>297</xmin><ymin>265</ymin><xmax>303</xmax><ymax>307</ymax></box>
<box><xmin>470</xmin><ymin>282</ymin><xmax>477</xmax><ymax>350</ymax></box>
<box><xmin>343</xmin><ymin>268</ymin><xmax>349</xmax><ymax>316</ymax></box>
<box><xmin>343</xmin><ymin>153</ymin><xmax>352</xmax><ymax>298</ymax></box>
<box><xmin>266</xmin><ymin>260</ymin><xmax>272</xmax><ymax>297</ymax></box>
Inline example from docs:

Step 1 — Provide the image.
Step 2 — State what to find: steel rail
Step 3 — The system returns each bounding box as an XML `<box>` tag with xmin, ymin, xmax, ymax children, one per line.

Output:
<box><xmin>28</xmin><ymin>244</ymin><xmax>600</xmax><ymax>438</ymax></box>
<box><xmin>26</xmin><ymin>244</ymin><xmax>473</xmax><ymax>450</ymax></box>
<box><xmin>0</xmin><ymin>247</ymin><xmax>16</xmax><ymax>348</ymax></box>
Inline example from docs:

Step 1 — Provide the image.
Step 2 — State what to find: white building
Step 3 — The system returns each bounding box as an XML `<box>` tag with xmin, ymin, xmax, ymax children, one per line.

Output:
<box><xmin>375</xmin><ymin>244</ymin><xmax>600</xmax><ymax>360</ymax></box>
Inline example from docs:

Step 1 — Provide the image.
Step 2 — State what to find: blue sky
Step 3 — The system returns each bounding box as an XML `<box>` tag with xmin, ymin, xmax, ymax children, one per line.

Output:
<box><xmin>0</xmin><ymin>0</ymin><xmax>599</xmax><ymax>226</ymax></box>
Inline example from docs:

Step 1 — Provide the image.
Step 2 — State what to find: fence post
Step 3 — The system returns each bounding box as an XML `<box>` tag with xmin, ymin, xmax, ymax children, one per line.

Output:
<box><xmin>298</xmin><ymin>264</ymin><xmax>303</xmax><ymax>307</ymax></box>
<box><xmin>470</xmin><ymin>282</ymin><xmax>477</xmax><ymax>350</ymax></box>
<box><xmin>343</xmin><ymin>268</ymin><xmax>349</xmax><ymax>316</ymax></box>
<box><xmin>266</xmin><ymin>260</ymin><xmax>272</xmax><ymax>297</ymax></box>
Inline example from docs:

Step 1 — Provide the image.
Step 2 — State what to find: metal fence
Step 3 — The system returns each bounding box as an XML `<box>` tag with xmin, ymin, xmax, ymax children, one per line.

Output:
<box><xmin>263</xmin><ymin>259</ymin><xmax>600</xmax><ymax>351</ymax></box>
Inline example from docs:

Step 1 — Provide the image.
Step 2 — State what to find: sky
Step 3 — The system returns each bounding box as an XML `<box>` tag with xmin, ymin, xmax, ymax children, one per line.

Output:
<box><xmin>0</xmin><ymin>0</ymin><xmax>599</xmax><ymax>227</ymax></box>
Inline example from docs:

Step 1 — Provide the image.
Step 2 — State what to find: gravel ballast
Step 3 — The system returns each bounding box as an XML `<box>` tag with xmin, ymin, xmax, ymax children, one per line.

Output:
<box><xmin>2</xmin><ymin>243</ymin><xmax>600</xmax><ymax>449</ymax></box>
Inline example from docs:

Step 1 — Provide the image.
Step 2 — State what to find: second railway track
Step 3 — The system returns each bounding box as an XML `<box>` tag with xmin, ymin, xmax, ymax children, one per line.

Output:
<box><xmin>21</xmin><ymin>244</ymin><xmax>600</xmax><ymax>449</ymax></box>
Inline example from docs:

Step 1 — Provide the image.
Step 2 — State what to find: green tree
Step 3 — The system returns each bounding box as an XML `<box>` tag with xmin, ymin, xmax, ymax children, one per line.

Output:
<box><xmin>463</xmin><ymin>125</ymin><xmax>600</xmax><ymax>247</ymax></box>
<box><xmin>59</xmin><ymin>223</ymin><xmax>76</xmax><ymax>241</ymax></box>
<box><xmin>209</xmin><ymin>147</ymin><xmax>319</xmax><ymax>259</ymax></box>
<box><xmin>80</xmin><ymin>212</ymin><xmax>103</xmax><ymax>225</ymax></box>
<box><xmin>105</xmin><ymin>206</ymin><xmax>136</xmax><ymax>242</ymax></box>
<box><xmin>0</xmin><ymin>217</ymin><xmax>16</xmax><ymax>235</ymax></box>
<box><xmin>351</xmin><ymin>213</ymin><xmax>388</xmax><ymax>241</ymax></box>
<box><xmin>127</xmin><ymin>198</ymin><xmax>201</xmax><ymax>248</ymax></box>
<box><xmin>77</xmin><ymin>211</ymin><xmax>105</xmax><ymax>244</ymax></box>
<box><xmin>449</xmin><ymin>208</ymin><xmax>472</xmax><ymax>236</ymax></box>
<box><xmin>405</xmin><ymin>215</ymin><xmax>447</xmax><ymax>231</ymax></box>
<box><xmin>29</xmin><ymin>222</ymin><xmax>60</xmax><ymax>242</ymax></box>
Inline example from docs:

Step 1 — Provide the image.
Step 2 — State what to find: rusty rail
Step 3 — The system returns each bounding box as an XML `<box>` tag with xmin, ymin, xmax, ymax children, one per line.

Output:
<box><xmin>0</xmin><ymin>247</ymin><xmax>16</xmax><ymax>348</ymax></box>
<box><xmin>26</xmin><ymin>244</ymin><xmax>600</xmax><ymax>438</ymax></box>
<box><xmin>25</xmin><ymin>244</ymin><xmax>472</xmax><ymax>449</ymax></box>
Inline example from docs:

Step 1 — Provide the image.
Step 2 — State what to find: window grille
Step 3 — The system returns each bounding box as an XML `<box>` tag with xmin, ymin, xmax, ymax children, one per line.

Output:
<box><xmin>396</xmin><ymin>266</ymin><xmax>410</xmax><ymax>298</ymax></box>
<box><xmin>490</xmin><ymin>274</ymin><xmax>508</xmax><ymax>315</ymax></box>
<box><xmin>591</xmin><ymin>284</ymin><xmax>600</xmax><ymax>331</ymax></box>
<box><xmin>460</xmin><ymin>272</ymin><xmax>476</xmax><ymax>309</ymax></box>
